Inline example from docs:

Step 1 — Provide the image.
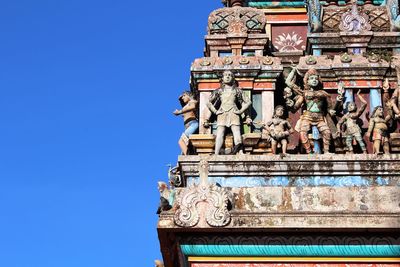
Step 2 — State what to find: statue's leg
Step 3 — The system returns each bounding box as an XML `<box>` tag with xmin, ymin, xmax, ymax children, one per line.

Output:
<box><xmin>271</xmin><ymin>140</ymin><xmax>277</xmax><ymax>154</ymax></box>
<box><xmin>299</xmin><ymin>120</ymin><xmax>312</xmax><ymax>154</ymax></box>
<box><xmin>373</xmin><ymin>139</ymin><xmax>381</xmax><ymax>154</ymax></box>
<box><xmin>383</xmin><ymin>140</ymin><xmax>390</xmax><ymax>154</ymax></box>
<box><xmin>317</xmin><ymin>121</ymin><xmax>331</xmax><ymax>154</ymax></box>
<box><xmin>355</xmin><ymin>133</ymin><xmax>367</xmax><ymax>153</ymax></box>
<box><xmin>232</xmin><ymin>125</ymin><xmax>242</xmax><ymax>146</ymax></box>
<box><xmin>281</xmin><ymin>139</ymin><xmax>288</xmax><ymax>155</ymax></box>
<box><xmin>215</xmin><ymin>126</ymin><xmax>226</xmax><ymax>155</ymax></box>
<box><xmin>231</xmin><ymin>125</ymin><xmax>243</xmax><ymax>154</ymax></box>
<box><xmin>345</xmin><ymin>135</ymin><xmax>353</xmax><ymax>153</ymax></box>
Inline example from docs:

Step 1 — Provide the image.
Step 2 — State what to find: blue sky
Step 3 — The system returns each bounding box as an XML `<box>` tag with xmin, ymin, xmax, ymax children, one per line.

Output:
<box><xmin>0</xmin><ymin>1</ymin><xmax>220</xmax><ymax>266</ymax></box>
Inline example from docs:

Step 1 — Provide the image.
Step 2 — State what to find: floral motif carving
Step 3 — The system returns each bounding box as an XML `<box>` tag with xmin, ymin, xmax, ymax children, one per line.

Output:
<box><xmin>274</xmin><ymin>32</ymin><xmax>304</xmax><ymax>52</ymax></box>
<box><xmin>174</xmin><ymin>183</ymin><xmax>231</xmax><ymax>227</ymax></box>
<box><xmin>339</xmin><ymin>0</ymin><xmax>371</xmax><ymax>33</ymax></box>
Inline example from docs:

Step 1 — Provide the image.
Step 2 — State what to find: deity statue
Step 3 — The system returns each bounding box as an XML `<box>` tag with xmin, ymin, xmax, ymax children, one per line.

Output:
<box><xmin>366</xmin><ymin>106</ymin><xmax>391</xmax><ymax>154</ymax></box>
<box><xmin>204</xmin><ymin>70</ymin><xmax>252</xmax><ymax>155</ymax></box>
<box><xmin>263</xmin><ymin>105</ymin><xmax>294</xmax><ymax>155</ymax></box>
<box><xmin>336</xmin><ymin>90</ymin><xmax>367</xmax><ymax>154</ymax></box>
<box><xmin>173</xmin><ymin>91</ymin><xmax>199</xmax><ymax>155</ymax></box>
<box><xmin>285</xmin><ymin>67</ymin><xmax>336</xmax><ymax>154</ymax></box>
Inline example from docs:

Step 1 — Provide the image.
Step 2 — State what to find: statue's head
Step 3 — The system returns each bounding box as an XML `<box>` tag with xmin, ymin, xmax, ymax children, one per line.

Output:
<box><xmin>371</xmin><ymin>105</ymin><xmax>384</xmax><ymax>118</ymax></box>
<box><xmin>221</xmin><ymin>70</ymin><xmax>236</xmax><ymax>86</ymax></box>
<box><xmin>274</xmin><ymin>105</ymin><xmax>285</xmax><ymax>118</ymax></box>
<box><xmin>304</xmin><ymin>68</ymin><xmax>322</xmax><ymax>91</ymax></box>
<box><xmin>157</xmin><ymin>181</ymin><xmax>168</xmax><ymax>193</ymax></box>
<box><xmin>347</xmin><ymin>101</ymin><xmax>357</xmax><ymax>112</ymax></box>
<box><xmin>179</xmin><ymin>91</ymin><xmax>194</xmax><ymax>106</ymax></box>
<box><xmin>283</xmin><ymin>87</ymin><xmax>292</xmax><ymax>98</ymax></box>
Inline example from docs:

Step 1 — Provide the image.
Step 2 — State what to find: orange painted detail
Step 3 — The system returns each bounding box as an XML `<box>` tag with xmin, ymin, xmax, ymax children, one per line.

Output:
<box><xmin>323</xmin><ymin>80</ymin><xmax>384</xmax><ymax>89</ymax></box>
<box><xmin>198</xmin><ymin>82</ymin><xmax>220</xmax><ymax>90</ymax></box>
<box><xmin>198</xmin><ymin>81</ymin><xmax>261</xmax><ymax>90</ymax></box>
<box><xmin>254</xmin><ymin>82</ymin><xmax>274</xmax><ymax>90</ymax></box>
<box><xmin>238</xmin><ymin>81</ymin><xmax>254</xmax><ymax>89</ymax></box>
<box><xmin>266</xmin><ymin>14</ymin><xmax>308</xmax><ymax>22</ymax></box>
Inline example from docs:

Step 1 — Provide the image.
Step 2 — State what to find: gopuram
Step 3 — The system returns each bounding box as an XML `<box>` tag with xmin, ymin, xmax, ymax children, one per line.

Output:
<box><xmin>157</xmin><ymin>0</ymin><xmax>400</xmax><ymax>266</ymax></box>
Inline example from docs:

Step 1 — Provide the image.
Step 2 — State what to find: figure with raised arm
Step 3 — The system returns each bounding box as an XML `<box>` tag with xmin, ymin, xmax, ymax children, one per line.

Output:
<box><xmin>336</xmin><ymin>90</ymin><xmax>367</xmax><ymax>154</ymax></box>
<box><xmin>173</xmin><ymin>91</ymin><xmax>199</xmax><ymax>155</ymax></box>
<box><xmin>366</xmin><ymin>106</ymin><xmax>391</xmax><ymax>154</ymax></box>
<box><xmin>204</xmin><ymin>70</ymin><xmax>252</xmax><ymax>155</ymax></box>
<box><xmin>285</xmin><ymin>67</ymin><xmax>336</xmax><ymax>154</ymax></box>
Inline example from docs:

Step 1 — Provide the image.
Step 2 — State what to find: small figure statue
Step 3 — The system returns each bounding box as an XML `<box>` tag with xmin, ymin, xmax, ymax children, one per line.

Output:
<box><xmin>264</xmin><ymin>105</ymin><xmax>294</xmax><ymax>155</ymax></box>
<box><xmin>173</xmin><ymin>91</ymin><xmax>199</xmax><ymax>155</ymax></box>
<box><xmin>366</xmin><ymin>106</ymin><xmax>391</xmax><ymax>154</ymax></box>
<box><xmin>285</xmin><ymin>67</ymin><xmax>336</xmax><ymax>154</ymax></box>
<box><xmin>336</xmin><ymin>90</ymin><xmax>367</xmax><ymax>154</ymax></box>
<box><xmin>156</xmin><ymin>181</ymin><xmax>174</xmax><ymax>214</ymax></box>
<box><xmin>204</xmin><ymin>70</ymin><xmax>252</xmax><ymax>155</ymax></box>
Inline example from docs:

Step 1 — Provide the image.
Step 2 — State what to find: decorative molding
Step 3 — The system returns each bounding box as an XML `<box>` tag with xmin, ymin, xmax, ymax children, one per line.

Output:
<box><xmin>208</xmin><ymin>7</ymin><xmax>266</xmax><ymax>35</ymax></box>
<box><xmin>181</xmin><ymin>244</ymin><xmax>400</xmax><ymax>257</ymax></box>
<box><xmin>180</xmin><ymin>234</ymin><xmax>400</xmax><ymax>246</ymax></box>
<box><xmin>178</xmin><ymin>154</ymin><xmax>400</xmax><ymax>177</ymax></box>
<box><xmin>174</xmin><ymin>160</ymin><xmax>231</xmax><ymax>227</ymax></box>
<box><xmin>339</xmin><ymin>0</ymin><xmax>371</xmax><ymax>33</ymax></box>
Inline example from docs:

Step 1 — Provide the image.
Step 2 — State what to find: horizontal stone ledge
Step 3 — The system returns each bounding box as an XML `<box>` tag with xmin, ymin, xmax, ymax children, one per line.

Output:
<box><xmin>178</xmin><ymin>154</ymin><xmax>400</xmax><ymax>177</ymax></box>
<box><xmin>158</xmin><ymin>212</ymin><xmax>400</xmax><ymax>229</ymax></box>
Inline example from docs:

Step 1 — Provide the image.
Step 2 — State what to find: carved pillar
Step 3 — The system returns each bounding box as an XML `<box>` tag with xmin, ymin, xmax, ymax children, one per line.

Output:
<box><xmin>261</xmin><ymin>91</ymin><xmax>274</xmax><ymax>126</ymax></box>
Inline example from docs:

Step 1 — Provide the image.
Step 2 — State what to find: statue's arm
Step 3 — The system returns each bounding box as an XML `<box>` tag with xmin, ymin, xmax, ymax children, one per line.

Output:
<box><xmin>293</xmin><ymin>95</ymin><xmax>304</xmax><ymax>111</ymax></box>
<box><xmin>390</xmin><ymin>88</ymin><xmax>400</xmax><ymax>115</ymax></box>
<box><xmin>206</xmin><ymin>91</ymin><xmax>219</xmax><ymax>114</ymax></box>
<box><xmin>177</xmin><ymin>100</ymin><xmax>197</xmax><ymax>114</ymax></box>
<box><xmin>336</xmin><ymin>115</ymin><xmax>346</xmax><ymax>134</ymax></box>
<box><xmin>237</xmin><ymin>90</ymin><xmax>252</xmax><ymax>114</ymax></box>
<box><xmin>285</xmin><ymin>121</ymin><xmax>294</xmax><ymax>134</ymax></box>
<box><xmin>366</xmin><ymin>119</ymin><xmax>375</xmax><ymax>139</ymax></box>
<box><xmin>285</xmin><ymin>67</ymin><xmax>297</xmax><ymax>88</ymax></box>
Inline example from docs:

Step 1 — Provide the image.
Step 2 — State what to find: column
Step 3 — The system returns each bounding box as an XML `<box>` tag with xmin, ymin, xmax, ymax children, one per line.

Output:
<box><xmin>262</xmin><ymin>91</ymin><xmax>274</xmax><ymax>126</ymax></box>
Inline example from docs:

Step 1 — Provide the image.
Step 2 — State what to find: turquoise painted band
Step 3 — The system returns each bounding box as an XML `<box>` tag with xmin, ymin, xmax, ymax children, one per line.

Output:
<box><xmin>181</xmin><ymin>245</ymin><xmax>400</xmax><ymax>257</ymax></box>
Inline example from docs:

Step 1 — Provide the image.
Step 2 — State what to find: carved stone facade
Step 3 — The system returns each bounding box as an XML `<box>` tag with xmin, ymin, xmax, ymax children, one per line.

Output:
<box><xmin>158</xmin><ymin>1</ymin><xmax>400</xmax><ymax>266</ymax></box>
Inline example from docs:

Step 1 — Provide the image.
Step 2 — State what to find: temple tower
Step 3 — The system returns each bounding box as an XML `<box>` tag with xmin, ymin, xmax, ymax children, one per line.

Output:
<box><xmin>157</xmin><ymin>0</ymin><xmax>400</xmax><ymax>266</ymax></box>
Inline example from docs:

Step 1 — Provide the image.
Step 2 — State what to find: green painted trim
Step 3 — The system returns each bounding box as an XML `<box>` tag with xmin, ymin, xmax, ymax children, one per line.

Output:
<box><xmin>181</xmin><ymin>245</ymin><xmax>400</xmax><ymax>257</ymax></box>
<box><xmin>248</xmin><ymin>2</ymin><xmax>305</xmax><ymax>7</ymax></box>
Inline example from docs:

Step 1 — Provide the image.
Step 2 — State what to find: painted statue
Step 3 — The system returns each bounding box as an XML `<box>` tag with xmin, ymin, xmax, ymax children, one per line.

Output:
<box><xmin>263</xmin><ymin>105</ymin><xmax>294</xmax><ymax>155</ymax></box>
<box><xmin>173</xmin><ymin>91</ymin><xmax>199</xmax><ymax>155</ymax></box>
<box><xmin>285</xmin><ymin>67</ymin><xmax>336</xmax><ymax>154</ymax></box>
<box><xmin>366</xmin><ymin>106</ymin><xmax>391</xmax><ymax>154</ymax></box>
<box><xmin>336</xmin><ymin>90</ymin><xmax>367</xmax><ymax>154</ymax></box>
<box><xmin>156</xmin><ymin>181</ymin><xmax>174</xmax><ymax>214</ymax></box>
<box><xmin>204</xmin><ymin>70</ymin><xmax>252</xmax><ymax>155</ymax></box>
